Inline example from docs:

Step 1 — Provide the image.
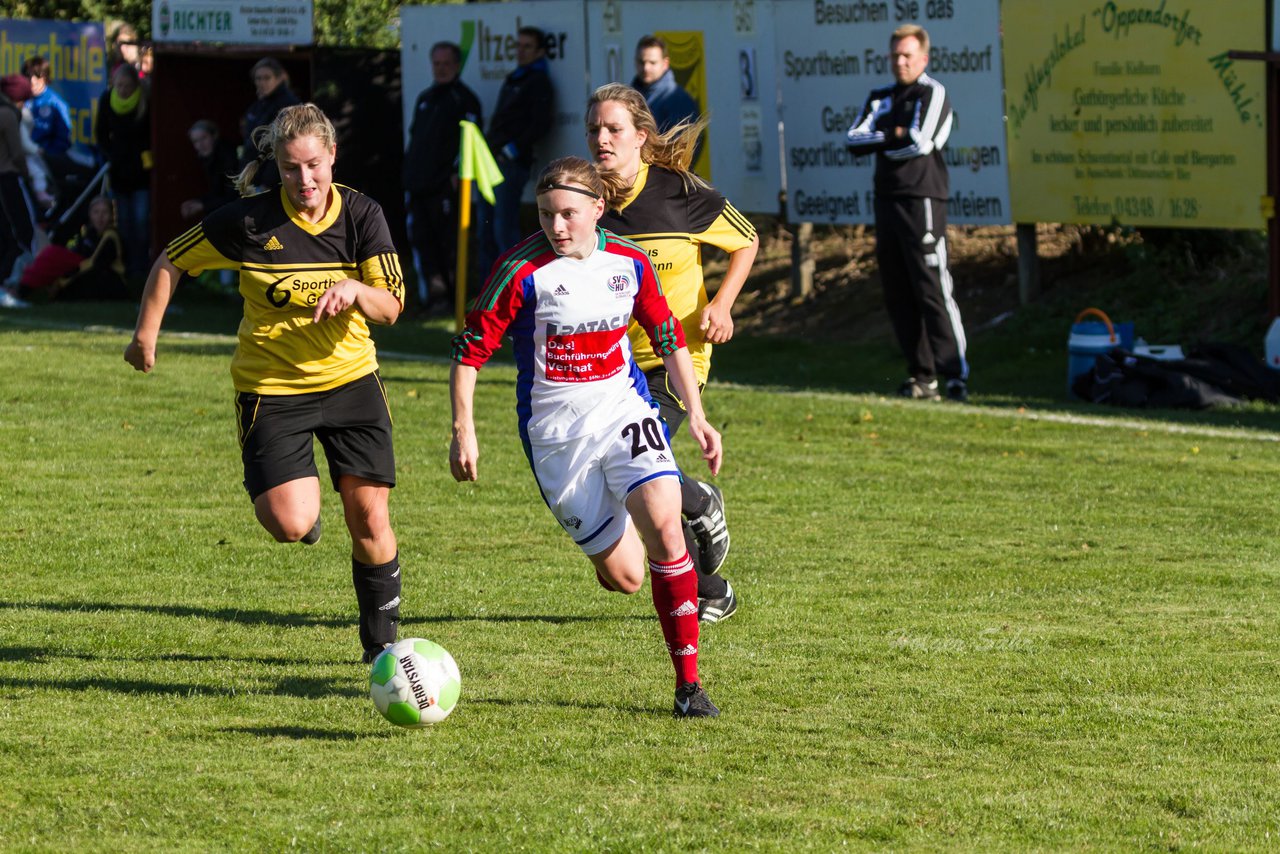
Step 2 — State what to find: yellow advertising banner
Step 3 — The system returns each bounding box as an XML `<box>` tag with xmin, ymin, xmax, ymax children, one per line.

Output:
<box><xmin>1003</xmin><ymin>0</ymin><xmax>1265</xmax><ymax>228</ymax></box>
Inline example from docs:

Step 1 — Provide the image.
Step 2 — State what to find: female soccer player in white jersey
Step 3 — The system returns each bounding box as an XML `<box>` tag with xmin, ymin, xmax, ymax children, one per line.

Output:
<box><xmin>449</xmin><ymin>156</ymin><xmax>722</xmax><ymax>718</ymax></box>
<box><xmin>586</xmin><ymin>83</ymin><xmax>759</xmax><ymax>625</ymax></box>
<box><xmin>124</xmin><ymin>103</ymin><xmax>407</xmax><ymax>664</ymax></box>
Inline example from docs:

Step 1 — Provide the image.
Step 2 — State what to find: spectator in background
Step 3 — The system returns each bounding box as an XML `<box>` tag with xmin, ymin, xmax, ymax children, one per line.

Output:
<box><xmin>403</xmin><ymin>41</ymin><xmax>482</xmax><ymax>313</ymax></box>
<box><xmin>845</xmin><ymin>24</ymin><xmax>968</xmax><ymax>402</ymax></box>
<box><xmin>631</xmin><ymin>35</ymin><xmax>698</xmax><ymax>133</ymax></box>
<box><xmin>481</xmin><ymin>26</ymin><xmax>554</xmax><ymax>272</ymax></box>
<box><xmin>238</xmin><ymin>58</ymin><xmax>300</xmax><ymax>192</ymax></box>
<box><xmin>107</xmin><ymin>23</ymin><xmax>141</xmax><ymax>75</ymax></box>
<box><xmin>0</xmin><ymin>74</ymin><xmax>37</xmax><ymax>306</ymax></box>
<box><xmin>95</xmin><ymin>63</ymin><xmax>151</xmax><ymax>278</ymax></box>
<box><xmin>181</xmin><ymin>120</ymin><xmax>239</xmax><ymax>221</ymax></box>
<box><xmin>21</xmin><ymin>57</ymin><xmax>73</xmax><ymax>180</ymax></box>
<box><xmin>138</xmin><ymin>46</ymin><xmax>154</xmax><ymax>79</ymax></box>
<box><xmin>18</xmin><ymin>195</ymin><xmax>126</xmax><ymax>302</ymax></box>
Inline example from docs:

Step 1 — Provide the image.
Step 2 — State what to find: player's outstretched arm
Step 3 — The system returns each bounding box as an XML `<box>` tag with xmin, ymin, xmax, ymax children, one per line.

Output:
<box><xmin>124</xmin><ymin>256</ymin><xmax>181</xmax><ymax>373</ymax></box>
<box><xmin>312</xmin><ymin>279</ymin><xmax>402</xmax><ymax>325</ymax></box>
<box><xmin>449</xmin><ymin>363</ymin><xmax>481</xmax><ymax>482</ymax></box>
<box><xmin>662</xmin><ymin>347</ymin><xmax>722</xmax><ymax>477</ymax></box>
<box><xmin>701</xmin><ymin>233</ymin><xmax>759</xmax><ymax>345</ymax></box>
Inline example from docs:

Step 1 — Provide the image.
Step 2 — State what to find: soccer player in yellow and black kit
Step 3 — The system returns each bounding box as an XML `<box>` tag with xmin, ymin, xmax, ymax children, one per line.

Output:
<box><xmin>125</xmin><ymin>104</ymin><xmax>407</xmax><ymax>663</ymax></box>
<box><xmin>586</xmin><ymin>84</ymin><xmax>759</xmax><ymax>624</ymax></box>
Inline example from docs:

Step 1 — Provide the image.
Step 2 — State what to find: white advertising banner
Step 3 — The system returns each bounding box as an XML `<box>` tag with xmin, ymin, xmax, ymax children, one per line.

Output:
<box><xmin>152</xmin><ymin>0</ymin><xmax>313</xmax><ymax>45</ymax></box>
<box><xmin>584</xmin><ymin>0</ymin><xmax>783</xmax><ymax>214</ymax></box>
<box><xmin>400</xmin><ymin>2</ymin><xmax>590</xmax><ymax>205</ymax></box>
<box><xmin>773</xmin><ymin>0</ymin><xmax>1010</xmax><ymax>224</ymax></box>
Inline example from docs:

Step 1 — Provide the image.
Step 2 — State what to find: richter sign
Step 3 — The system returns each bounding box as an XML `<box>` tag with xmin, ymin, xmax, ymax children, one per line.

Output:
<box><xmin>152</xmin><ymin>0</ymin><xmax>313</xmax><ymax>45</ymax></box>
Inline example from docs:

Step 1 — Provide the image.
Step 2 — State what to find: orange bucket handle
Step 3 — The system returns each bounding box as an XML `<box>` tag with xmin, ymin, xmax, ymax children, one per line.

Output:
<box><xmin>1074</xmin><ymin>307</ymin><xmax>1116</xmax><ymax>343</ymax></box>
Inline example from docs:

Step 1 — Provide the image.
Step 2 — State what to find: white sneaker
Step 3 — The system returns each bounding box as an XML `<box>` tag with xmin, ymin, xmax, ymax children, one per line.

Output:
<box><xmin>0</xmin><ymin>289</ymin><xmax>29</xmax><ymax>309</ymax></box>
<box><xmin>3</xmin><ymin>251</ymin><xmax>33</xmax><ymax>288</ymax></box>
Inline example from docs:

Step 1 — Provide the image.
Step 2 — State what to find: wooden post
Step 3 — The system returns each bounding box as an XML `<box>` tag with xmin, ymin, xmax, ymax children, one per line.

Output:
<box><xmin>1016</xmin><ymin>222</ymin><xmax>1039</xmax><ymax>305</ymax></box>
<box><xmin>1227</xmin><ymin>49</ymin><xmax>1280</xmax><ymax>319</ymax></box>
<box><xmin>454</xmin><ymin>177</ymin><xmax>473</xmax><ymax>332</ymax></box>
<box><xmin>791</xmin><ymin>221</ymin><xmax>814</xmax><ymax>299</ymax></box>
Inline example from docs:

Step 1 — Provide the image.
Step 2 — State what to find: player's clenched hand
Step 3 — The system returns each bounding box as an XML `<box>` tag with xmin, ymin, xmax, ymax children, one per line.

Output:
<box><xmin>313</xmin><ymin>279</ymin><xmax>361</xmax><ymax>322</ymax></box>
<box><xmin>699</xmin><ymin>300</ymin><xmax>735</xmax><ymax>345</ymax></box>
<box><xmin>687</xmin><ymin>414</ymin><xmax>723</xmax><ymax>477</ymax></box>
<box><xmin>450</xmin><ymin>430</ymin><xmax>479</xmax><ymax>482</ymax></box>
<box><xmin>124</xmin><ymin>338</ymin><xmax>156</xmax><ymax>373</ymax></box>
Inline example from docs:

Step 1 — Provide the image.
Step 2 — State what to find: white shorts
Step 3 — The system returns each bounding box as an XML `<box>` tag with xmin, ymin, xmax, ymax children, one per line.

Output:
<box><xmin>529</xmin><ymin>395</ymin><xmax>681</xmax><ymax>555</ymax></box>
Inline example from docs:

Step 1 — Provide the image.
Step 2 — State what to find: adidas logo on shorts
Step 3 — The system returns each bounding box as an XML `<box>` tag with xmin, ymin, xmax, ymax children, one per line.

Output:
<box><xmin>671</xmin><ymin>600</ymin><xmax>697</xmax><ymax>617</ymax></box>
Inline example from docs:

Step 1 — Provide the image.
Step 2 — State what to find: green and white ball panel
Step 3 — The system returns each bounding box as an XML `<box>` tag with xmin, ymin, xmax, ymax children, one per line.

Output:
<box><xmin>369</xmin><ymin>638</ymin><xmax>461</xmax><ymax>727</ymax></box>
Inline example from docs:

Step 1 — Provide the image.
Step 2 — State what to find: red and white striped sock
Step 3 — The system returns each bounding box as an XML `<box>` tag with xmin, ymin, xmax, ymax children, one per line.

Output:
<box><xmin>649</xmin><ymin>552</ymin><xmax>699</xmax><ymax>686</ymax></box>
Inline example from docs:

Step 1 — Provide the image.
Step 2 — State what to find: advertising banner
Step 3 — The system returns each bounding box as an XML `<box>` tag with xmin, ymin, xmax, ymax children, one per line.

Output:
<box><xmin>1003</xmin><ymin>0</ymin><xmax>1265</xmax><ymax>228</ymax></box>
<box><xmin>401</xmin><ymin>2</ymin><xmax>589</xmax><ymax>205</ymax></box>
<box><xmin>584</xmin><ymin>0</ymin><xmax>782</xmax><ymax>213</ymax></box>
<box><xmin>152</xmin><ymin>0</ymin><xmax>313</xmax><ymax>45</ymax></box>
<box><xmin>773</xmin><ymin>0</ymin><xmax>1009</xmax><ymax>225</ymax></box>
<box><xmin>0</xmin><ymin>19</ymin><xmax>107</xmax><ymax>161</ymax></box>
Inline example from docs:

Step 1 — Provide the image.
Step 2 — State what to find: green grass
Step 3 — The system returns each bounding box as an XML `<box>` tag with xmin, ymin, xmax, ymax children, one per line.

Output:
<box><xmin>1</xmin><ymin>300</ymin><xmax>1280</xmax><ymax>851</ymax></box>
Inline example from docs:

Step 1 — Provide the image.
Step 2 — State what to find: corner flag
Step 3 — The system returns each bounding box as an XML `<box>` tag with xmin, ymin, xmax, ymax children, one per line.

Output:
<box><xmin>454</xmin><ymin>121</ymin><xmax>504</xmax><ymax>330</ymax></box>
<box><xmin>458</xmin><ymin>120</ymin><xmax>503</xmax><ymax>205</ymax></box>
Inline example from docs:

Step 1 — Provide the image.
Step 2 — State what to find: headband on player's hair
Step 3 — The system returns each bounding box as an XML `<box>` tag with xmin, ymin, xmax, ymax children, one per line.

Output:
<box><xmin>536</xmin><ymin>181</ymin><xmax>601</xmax><ymax>199</ymax></box>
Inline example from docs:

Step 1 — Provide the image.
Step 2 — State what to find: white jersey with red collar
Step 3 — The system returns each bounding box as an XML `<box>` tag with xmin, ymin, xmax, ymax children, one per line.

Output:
<box><xmin>452</xmin><ymin>228</ymin><xmax>685</xmax><ymax>444</ymax></box>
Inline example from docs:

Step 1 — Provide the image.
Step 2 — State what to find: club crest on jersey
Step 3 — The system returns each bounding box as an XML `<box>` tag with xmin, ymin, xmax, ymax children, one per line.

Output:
<box><xmin>607</xmin><ymin>274</ymin><xmax>630</xmax><ymax>297</ymax></box>
<box><xmin>263</xmin><ymin>235</ymin><xmax>283</xmax><ymax>251</ymax></box>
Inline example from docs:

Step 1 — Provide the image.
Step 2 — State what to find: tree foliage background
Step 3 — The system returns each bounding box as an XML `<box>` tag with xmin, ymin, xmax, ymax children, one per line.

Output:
<box><xmin>7</xmin><ymin>0</ymin><xmax>421</xmax><ymax>49</ymax></box>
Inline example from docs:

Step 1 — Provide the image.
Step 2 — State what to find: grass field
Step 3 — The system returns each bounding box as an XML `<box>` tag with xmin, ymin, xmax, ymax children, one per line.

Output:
<box><xmin>2</xmin><ymin>300</ymin><xmax>1279</xmax><ymax>851</ymax></box>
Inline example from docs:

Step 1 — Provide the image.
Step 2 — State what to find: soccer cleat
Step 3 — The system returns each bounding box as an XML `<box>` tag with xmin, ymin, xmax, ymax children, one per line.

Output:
<box><xmin>945</xmin><ymin>379</ymin><xmax>970</xmax><ymax>403</ymax></box>
<box><xmin>300</xmin><ymin>516</ymin><xmax>322</xmax><ymax>545</ymax></box>
<box><xmin>673</xmin><ymin>681</ymin><xmax>720</xmax><ymax>718</ymax></box>
<box><xmin>687</xmin><ymin>482</ymin><xmax>730</xmax><ymax>574</ymax></box>
<box><xmin>897</xmin><ymin>377</ymin><xmax>940</xmax><ymax>400</ymax></box>
<box><xmin>698</xmin><ymin>582</ymin><xmax>738</xmax><ymax>624</ymax></box>
<box><xmin>361</xmin><ymin>642</ymin><xmax>392</xmax><ymax>665</ymax></box>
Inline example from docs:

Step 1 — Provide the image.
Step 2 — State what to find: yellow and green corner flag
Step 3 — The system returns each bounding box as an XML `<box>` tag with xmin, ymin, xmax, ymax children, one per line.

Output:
<box><xmin>454</xmin><ymin>120</ymin><xmax>504</xmax><ymax>330</ymax></box>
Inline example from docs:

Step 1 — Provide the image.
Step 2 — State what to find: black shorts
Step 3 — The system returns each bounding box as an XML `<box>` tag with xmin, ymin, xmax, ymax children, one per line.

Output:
<box><xmin>235</xmin><ymin>371</ymin><xmax>396</xmax><ymax>501</ymax></box>
<box><xmin>644</xmin><ymin>367</ymin><xmax>705</xmax><ymax>435</ymax></box>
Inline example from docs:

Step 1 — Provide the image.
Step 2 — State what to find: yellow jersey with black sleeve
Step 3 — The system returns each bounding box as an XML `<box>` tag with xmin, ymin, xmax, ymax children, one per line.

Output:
<box><xmin>599</xmin><ymin>162</ymin><xmax>756</xmax><ymax>382</ymax></box>
<box><xmin>165</xmin><ymin>184</ymin><xmax>404</xmax><ymax>395</ymax></box>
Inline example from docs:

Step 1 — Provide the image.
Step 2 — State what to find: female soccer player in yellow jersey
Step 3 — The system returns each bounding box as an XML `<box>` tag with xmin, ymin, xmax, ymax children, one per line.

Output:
<box><xmin>124</xmin><ymin>103</ymin><xmax>407</xmax><ymax>663</ymax></box>
<box><xmin>586</xmin><ymin>83</ymin><xmax>759</xmax><ymax>624</ymax></box>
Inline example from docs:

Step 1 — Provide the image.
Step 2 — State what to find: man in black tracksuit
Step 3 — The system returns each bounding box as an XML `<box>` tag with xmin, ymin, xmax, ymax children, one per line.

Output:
<box><xmin>481</xmin><ymin>26</ymin><xmax>554</xmax><ymax>273</ymax></box>
<box><xmin>847</xmin><ymin>24</ymin><xmax>969</xmax><ymax>402</ymax></box>
<box><xmin>404</xmin><ymin>41</ymin><xmax>482</xmax><ymax>312</ymax></box>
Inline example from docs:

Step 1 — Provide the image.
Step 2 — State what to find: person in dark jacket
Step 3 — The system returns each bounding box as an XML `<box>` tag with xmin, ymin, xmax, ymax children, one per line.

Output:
<box><xmin>0</xmin><ymin>74</ymin><xmax>36</xmax><ymax>305</ymax></box>
<box><xmin>180</xmin><ymin>120</ymin><xmax>239</xmax><ymax>221</ymax></box>
<box><xmin>846</xmin><ymin>24</ymin><xmax>968</xmax><ymax>402</ymax></box>
<box><xmin>238</xmin><ymin>58</ymin><xmax>300</xmax><ymax>192</ymax></box>
<box><xmin>95</xmin><ymin>63</ymin><xmax>151</xmax><ymax>277</ymax></box>
<box><xmin>631</xmin><ymin>35</ymin><xmax>698</xmax><ymax>133</ymax></box>
<box><xmin>403</xmin><ymin>42</ymin><xmax>482</xmax><ymax>312</ymax></box>
<box><xmin>481</xmin><ymin>26</ymin><xmax>555</xmax><ymax>272</ymax></box>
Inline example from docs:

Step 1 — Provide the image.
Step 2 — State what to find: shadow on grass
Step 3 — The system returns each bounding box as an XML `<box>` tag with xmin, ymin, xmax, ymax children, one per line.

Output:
<box><xmin>466</xmin><ymin>694</ymin><xmax>655</xmax><ymax>716</ymax></box>
<box><xmin>0</xmin><ymin>673</ymin><xmax>363</xmax><ymax>699</ymax></box>
<box><xmin>220</xmin><ymin>725</ymin><xmax>395</xmax><ymax>740</ymax></box>
<box><xmin>0</xmin><ymin>600</ymin><xmax>651</xmax><ymax>629</ymax></box>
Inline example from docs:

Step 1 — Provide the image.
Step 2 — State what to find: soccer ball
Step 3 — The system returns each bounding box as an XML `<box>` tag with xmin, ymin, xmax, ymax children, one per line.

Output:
<box><xmin>369</xmin><ymin>638</ymin><xmax>461</xmax><ymax>727</ymax></box>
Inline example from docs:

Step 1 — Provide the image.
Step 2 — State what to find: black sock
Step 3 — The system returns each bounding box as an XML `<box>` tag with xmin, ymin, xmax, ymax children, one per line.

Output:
<box><xmin>681</xmin><ymin>476</ymin><xmax>710</xmax><ymax>518</ymax></box>
<box><xmin>352</xmin><ymin>552</ymin><xmax>401</xmax><ymax>654</ymax></box>
<box><xmin>684</xmin><ymin>523</ymin><xmax>727</xmax><ymax>599</ymax></box>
